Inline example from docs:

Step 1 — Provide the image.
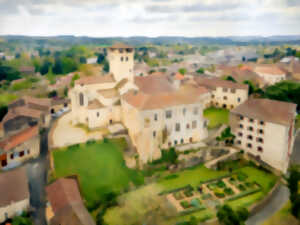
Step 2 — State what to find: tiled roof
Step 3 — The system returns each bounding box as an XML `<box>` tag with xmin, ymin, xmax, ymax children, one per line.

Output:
<box><xmin>254</xmin><ymin>65</ymin><xmax>286</xmax><ymax>75</ymax></box>
<box><xmin>0</xmin><ymin>167</ymin><xmax>29</xmax><ymax>207</ymax></box>
<box><xmin>174</xmin><ymin>73</ymin><xmax>185</xmax><ymax>81</ymax></box>
<box><xmin>0</xmin><ymin>125</ymin><xmax>39</xmax><ymax>151</ymax></box>
<box><xmin>2</xmin><ymin>106</ymin><xmax>42</xmax><ymax>124</ymax></box>
<box><xmin>231</xmin><ymin>98</ymin><xmax>297</xmax><ymax>126</ymax></box>
<box><xmin>134</xmin><ymin>74</ymin><xmax>175</xmax><ymax>94</ymax></box>
<box><xmin>87</xmin><ymin>99</ymin><xmax>105</xmax><ymax>110</ymax></box>
<box><xmin>109</xmin><ymin>43</ymin><xmax>133</xmax><ymax>49</ymax></box>
<box><xmin>123</xmin><ymin>84</ymin><xmax>209</xmax><ymax>110</ymax></box>
<box><xmin>194</xmin><ymin>77</ymin><xmax>248</xmax><ymax>90</ymax></box>
<box><xmin>46</xmin><ymin>178</ymin><xmax>96</xmax><ymax>225</ymax></box>
<box><xmin>97</xmin><ymin>88</ymin><xmax>119</xmax><ymax>99</ymax></box>
<box><xmin>75</xmin><ymin>74</ymin><xmax>115</xmax><ymax>86</ymax></box>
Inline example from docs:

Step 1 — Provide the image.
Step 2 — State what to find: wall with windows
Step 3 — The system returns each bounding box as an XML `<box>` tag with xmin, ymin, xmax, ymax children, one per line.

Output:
<box><xmin>230</xmin><ymin>113</ymin><xmax>292</xmax><ymax>173</ymax></box>
<box><xmin>211</xmin><ymin>87</ymin><xmax>248</xmax><ymax>110</ymax></box>
<box><xmin>255</xmin><ymin>72</ymin><xmax>286</xmax><ymax>85</ymax></box>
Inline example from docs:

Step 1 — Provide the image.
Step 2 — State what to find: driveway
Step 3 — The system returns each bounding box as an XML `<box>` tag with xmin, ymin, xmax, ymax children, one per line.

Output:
<box><xmin>246</xmin><ymin>185</ymin><xmax>289</xmax><ymax>225</ymax></box>
<box><xmin>50</xmin><ymin>112</ymin><xmax>103</xmax><ymax>148</ymax></box>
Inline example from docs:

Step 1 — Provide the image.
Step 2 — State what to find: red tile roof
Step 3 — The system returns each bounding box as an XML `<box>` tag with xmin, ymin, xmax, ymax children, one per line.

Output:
<box><xmin>0</xmin><ymin>126</ymin><xmax>39</xmax><ymax>151</ymax></box>
<box><xmin>109</xmin><ymin>43</ymin><xmax>133</xmax><ymax>49</ymax></box>
<box><xmin>254</xmin><ymin>65</ymin><xmax>286</xmax><ymax>75</ymax></box>
<box><xmin>134</xmin><ymin>74</ymin><xmax>175</xmax><ymax>94</ymax></box>
<box><xmin>194</xmin><ymin>77</ymin><xmax>248</xmax><ymax>90</ymax></box>
<box><xmin>75</xmin><ymin>74</ymin><xmax>115</xmax><ymax>86</ymax></box>
<box><xmin>2</xmin><ymin>106</ymin><xmax>42</xmax><ymax>124</ymax></box>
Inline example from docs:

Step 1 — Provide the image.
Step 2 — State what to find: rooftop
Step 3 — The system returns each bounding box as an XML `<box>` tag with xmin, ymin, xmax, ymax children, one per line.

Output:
<box><xmin>75</xmin><ymin>74</ymin><xmax>115</xmax><ymax>86</ymax></box>
<box><xmin>0</xmin><ymin>167</ymin><xmax>29</xmax><ymax>207</ymax></box>
<box><xmin>109</xmin><ymin>42</ymin><xmax>133</xmax><ymax>49</ymax></box>
<box><xmin>254</xmin><ymin>65</ymin><xmax>286</xmax><ymax>75</ymax></box>
<box><xmin>134</xmin><ymin>74</ymin><xmax>175</xmax><ymax>94</ymax></box>
<box><xmin>194</xmin><ymin>77</ymin><xmax>248</xmax><ymax>90</ymax></box>
<box><xmin>0</xmin><ymin>125</ymin><xmax>39</xmax><ymax>152</ymax></box>
<box><xmin>87</xmin><ymin>99</ymin><xmax>104</xmax><ymax>110</ymax></box>
<box><xmin>231</xmin><ymin>98</ymin><xmax>297</xmax><ymax>126</ymax></box>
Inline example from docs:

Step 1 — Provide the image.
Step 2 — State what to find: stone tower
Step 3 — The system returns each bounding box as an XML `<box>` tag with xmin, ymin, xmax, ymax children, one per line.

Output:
<box><xmin>107</xmin><ymin>43</ymin><xmax>134</xmax><ymax>82</ymax></box>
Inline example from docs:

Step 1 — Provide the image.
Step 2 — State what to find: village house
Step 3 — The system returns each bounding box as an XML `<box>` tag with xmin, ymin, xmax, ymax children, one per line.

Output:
<box><xmin>0</xmin><ymin>125</ymin><xmax>39</xmax><ymax>169</ymax></box>
<box><xmin>19</xmin><ymin>66</ymin><xmax>35</xmax><ymax>76</ymax></box>
<box><xmin>194</xmin><ymin>77</ymin><xmax>248</xmax><ymax>110</ymax></box>
<box><xmin>0</xmin><ymin>167</ymin><xmax>30</xmax><ymax>223</ymax></box>
<box><xmin>46</xmin><ymin>177</ymin><xmax>96</xmax><ymax>225</ymax></box>
<box><xmin>254</xmin><ymin>65</ymin><xmax>286</xmax><ymax>85</ymax></box>
<box><xmin>86</xmin><ymin>57</ymin><xmax>98</xmax><ymax>64</ymax></box>
<box><xmin>230</xmin><ymin>98</ymin><xmax>297</xmax><ymax>173</ymax></box>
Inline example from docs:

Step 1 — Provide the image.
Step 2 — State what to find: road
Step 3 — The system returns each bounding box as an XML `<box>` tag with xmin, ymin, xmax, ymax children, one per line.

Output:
<box><xmin>246</xmin><ymin>131</ymin><xmax>300</xmax><ymax>225</ymax></box>
<box><xmin>26</xmin><ymin>129</ymin><xmax>49</xmax><ymax>225</ymax></box>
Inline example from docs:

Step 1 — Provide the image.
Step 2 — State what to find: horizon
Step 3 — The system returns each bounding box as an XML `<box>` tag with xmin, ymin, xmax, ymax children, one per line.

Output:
<box><xmin>0</xmin><ymin>0</ymin><xmax>300</xmax><ymax>37</ymax></box>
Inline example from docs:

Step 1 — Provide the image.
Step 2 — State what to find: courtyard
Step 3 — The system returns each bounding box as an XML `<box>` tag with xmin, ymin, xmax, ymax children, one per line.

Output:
<box><xmin>204</xmin><ymin>107</ymin><xmax>229</xmax><ymax>129</ymax></box>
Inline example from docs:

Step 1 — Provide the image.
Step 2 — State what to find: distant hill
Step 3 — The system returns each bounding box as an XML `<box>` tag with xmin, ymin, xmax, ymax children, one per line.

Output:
<box><xmin>1</xmin><ymin>35</ymin><xmax>300</xmax><ymax>48</ymax></box>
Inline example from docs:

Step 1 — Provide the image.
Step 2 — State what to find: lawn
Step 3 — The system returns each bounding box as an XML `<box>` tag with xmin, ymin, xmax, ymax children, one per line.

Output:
<box><xmin>296</xmin><ymin>114</ymin><xmax>300</xmax><ymax>130</ymax></box>
<box><xmin>0</xmin><ymin>93</ymin><xmax>18</xmax><ymax>106</ymax></box>
<box><xmin>52</xmin><ymin>138</ymin><xmax>144</xmax><ymax>208</ymax></box>
<box><xmin>262</xmin><ymin>201</ymin><xmax>300</xmax><ymax>225</ymax></box>
<box><xmin>204</xmin><ymin>107</ymin><xmax>229</xmax><ymax>129</ymax></box>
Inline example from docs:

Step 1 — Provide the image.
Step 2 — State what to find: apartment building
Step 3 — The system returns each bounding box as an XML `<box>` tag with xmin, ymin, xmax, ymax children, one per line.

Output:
<box><xmin>254</xmin><ymin>65</ymin><xmax>286</xmax><ymax>85</ymax></box>
<box><xmin>194</xmin><ymin>77</ymin><xmax>248</xmax><ymax>109</ymax></box>
<box><xmin>230</xmin><ymin>98</ymin><xmax>297</xmax><ymax>173</ymax></box>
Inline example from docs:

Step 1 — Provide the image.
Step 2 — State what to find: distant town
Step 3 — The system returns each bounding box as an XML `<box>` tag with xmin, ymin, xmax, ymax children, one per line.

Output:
<box><xmin>0</xmin><ymin>36</ymin><xmax>300</xmax><ymax>225</ymax></box>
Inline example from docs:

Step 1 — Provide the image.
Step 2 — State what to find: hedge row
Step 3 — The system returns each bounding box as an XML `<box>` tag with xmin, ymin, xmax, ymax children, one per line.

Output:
<box><xmin>199</xmin><ymin>173</ymin><xmax>233</xmax><ymax>185</ymax></box>
<box><xmin>179</xmin><ymin>205</ymin><xmax>206</xmax><ymax>216</ymax></box>
<box><xmin>225</xmin><ymin>188</ymin><xmax>261</xmax><ymax>202</ymax></box>
<box><xmin>159</xmin><ymin>185</ymin><xmax>193</xmax><ymax>195</ymax></box>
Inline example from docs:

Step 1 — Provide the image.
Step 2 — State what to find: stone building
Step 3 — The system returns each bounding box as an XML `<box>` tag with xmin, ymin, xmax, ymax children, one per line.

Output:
<box><xmin>194</xmin><ymin>77</ymin><xmax>248</xmax><ymax>110</ymax></box>
<box><xmin>230</xmin><ymin>98</ymin><xmax>297</xmax><ymax>173</ymax></box>
<box><xmin>0</xmin><ymin>167</ymin><xmax>30</xmax><ymax>223</ymax></box>
<box><xmin>254</xmin><ymin>65</ymin><xmax>286</xmax><ymax>85</ymax></box>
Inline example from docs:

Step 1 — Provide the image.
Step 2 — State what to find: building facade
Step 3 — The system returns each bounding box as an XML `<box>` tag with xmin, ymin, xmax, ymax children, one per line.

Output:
<box><xmin>254</xmin><ymin>65</ymin><xmax>286</xmax><ymax>85</ymax></box>
<box><xmin>230</xmin><ymin>98</ymin><xmax>297</xmax><ymax>173</ymax></box>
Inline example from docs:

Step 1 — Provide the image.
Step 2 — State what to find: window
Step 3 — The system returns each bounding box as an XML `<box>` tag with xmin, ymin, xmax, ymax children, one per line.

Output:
<box><xmin>247</xmin><ymin>135</ymin><xmax>253</xmax><ymax>140</ymax></box>
<box><xmin>183</xmin><ymin>108</ymin><xmax>186</xmax><ymax>116</ymax></box>
<box><xmin>239</xmin><ymin>124</ymin><xmax>244</xmax><ymax>128</ymax></box>
<box><xmin>27</xmin><ymin>150</ymin><xmax>30</xmax><ymax>154</ymax></box>
<box><xmin>186</xmin><ymin>124</ymin><xmax>190</xmax><ymax>129</ymax></box>
<box><xmin>249</xmin><ymin>118</ymin><xmax>254</xmax><ymax>123</ymax></box>
<box><xmin>189</xmin><ymin>137</ymin><xmax>193</xmax><ymax>143</ymax></box>
<box><xmin>257</xmin><ymin>146</ymin><xmax>263</xmax><ymax>152</ymax></box>
<box><xmin>247</xmin><ymin>143</ymin><xmax>252</xmax><ymax>148</ymax></box>
<box><xmin>237</xmin><ymin>140</ymin><xmax>242</xmax><ymax>145</ymax></box>
<box><xmin>223</xmin><ymin>96</ymin><xmax>228</xmax><ymax>100</ymax></box>
<box><xmin>231</xmin><ymin>89</ymin><xmax>236</xmax><ymax>93</ymax></box>
<box><xmin>193</xmin><ymin>107</ymin><xmax>199</xmax><ymax>115</ymax></box>
<box><xmin>248</xmin><ymin>126</ymin><xmax>253</xmax><ymax>131</ymax></box>
<box><xmin>175</xmin><ymin>123</ymin><xmax>181</xmax><ymax>132</ymax></box>
<box><xmin>19</xmin><ymin>151</ymin><xmax>24</xmax><ymax>157</ymax></box>
<box><xmin>238</xmin><ymin>132</ymin><xmax>243</xmax><ymax>137</ymax></box>
<box><xmin>126</xmin><ymin>57</ymin><xmax>128</xmax><ymax>61</ymax></box>
<box><xmin>223</xmin><ymin>87</ymin><xmax>228</xmax><ymax>92</ymax></box>
<box><xmin>10</xmin><ymin>154</ymin><xmax>14</xmax><ymax>159</ymax></box>
<box><xmin>257</xmin><ymin>137</ymin><xmax>264</xmax><ymax>143</ymax></box>
<box><xmin>119</xmin><ymin>48</ymin><xmax>124</xmax><ymax>53</ymax></box>
<box><xmin>121</xmin><ymin>57</ymin><xmax>124</xmax><ymax>62</ymax></box>
<box><xmin>153</xmin><ymin>131</ymin><xmax>156</xmax><ymax>137</ymax></box>
<box><xmin>166</xmin><ymin>110</ymin><xmax>172</xmax><ymax>119</ymax></box>
<box><xmin>204</xmin><ymin>121</ymin><xmax>207</xmax><ymax>128</ymax></box>
<box><xmin>79</xmin><ymin>93</ymin><xmax>84</xmax><ymax>106</ymax></box>
<box><xmin>168</xmin><ymin>142</ymin><xmax>171</xmax><ymax>147</ymax></box>
<box><xmin>237</xmin><ymin>97</ymin><xmax>241</xmax><ymax>102</ymax></box>
<box><xmin>212</xmin><ymin>94</ymin><xmax>215</xmax><ymax>99</ymax></box>
<box><xmin>260</xmin><ymin>121</ymin><xmax>265</xmax><ymax>125</ymax></box>
<box><xmin>174</xmin><ymin>140</ymin><xmax>178</xmax><ymax>145</ymax></box>
<box><xmin>192</xmin><ymin>121</ymin><xmax>197</xmax><ymax>129</ymax></box>
<box><xmin>240</xmin><ymin>116</ymin><xmax>244</xmax><ymax>120</ymax></box>
<box><xmin>97</xmin><ymin>112</ymin><xmax>100</xmax><ymax>117</ymax></box>
<box><xmin>154</xmin><ymin>114</ymin><xmax>158</xmax><ymax>121</ymax></box>
<box><xmin>181</xmin><ymin>139</ymin><xmax>184</xmax><ymax>144</ymax></box>
<box><xmin>258</xmin><ymin>129</ymin><xmax>264</xmax><ymax>134</ymax></box>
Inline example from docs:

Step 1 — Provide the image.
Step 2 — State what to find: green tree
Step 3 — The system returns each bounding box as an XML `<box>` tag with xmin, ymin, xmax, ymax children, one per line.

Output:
<box><xmin>12</xmin><ymin>212</ymin><xmax>33</xmax><ymax>225</ymax></box>
<box><xmin>71</xmin><ymin>73</ymin><xmax>80</xmax><ymax>87</ymax></box>
<box><xmin>48</xmin><ymin>90</ymin><xmax>57</xmax><ymax>98</ymax></box>
<box><xmin>217</xmin><ymin>205</ymin><xmax>249</xmax><ymax>225</ymax></box>
<box><xmin>0</xmin><ymin>105</ymin><xmax>8</xmax><ymax>122</ymax></box>
<box><xmin>196</xmin><ymin>68</ymin><xmax>205</xmax><ymax>74</ymax></box>
<box><xmin>0</xmin><ymin>65</ymin><xmax>21</xmax><ymax>81</ymax></box>
<box><xmin>40</xmin><ymin>60</ymin><xmax>52</xmax><ymax>75</ymax></box>
<box><xmin>80</xmin><ymin>56</ymin><xmax>87</xmax><ymax>64</ymax></box>
<box><xmin>288</xmin><ymin>167</ymin><xmax>300</xmax><ymax>219</ymax></box>
<box><xmin>178</xmin><ymin>68</ymin><xmax>187</xmax><ymax>75</ymax></box>
<box><xmin>225</xmin><ymin>76</ymin><xmax>237</xmax><ymax>83</ymax></box>
<box><xmin>97</xmin><ymin>53</ymin><xmax>106</xmax><ymax>64</ymax></box>
<box><xmin>64</xmin><ymin>87</ymin><xmax>69</xmax><ymax>97</ymax></box>
<box><xmin>216</xmin><ymin>127</ymin><xmax>235</xmax><ymax>145</ymax></box>
<box><xmin>53</xmin><ymin>58</ymin><xmax>63</xmax><ymax>74</ymax></box>
<box><xmin>103</xmin><ymin>59</ymin><xmax>110</xmax><ymax>73</ymax></box>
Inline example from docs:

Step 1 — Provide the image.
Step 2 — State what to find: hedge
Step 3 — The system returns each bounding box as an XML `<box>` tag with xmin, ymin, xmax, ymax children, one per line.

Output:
<box><xmin>199</xmin><ymin>173</ymin><xmax>234</xmax><ymax>185</ymax></box>
<box><xmin>159</xmin><ymin>185</ymin><xmax>193</xmax><ymax>195</ymax></box>
<box><xmin>179</xmin><ymin>205</ymin><xmax>206</xmax><ymax>216</ymax></box>
<box><xmin>225</xmin><ymin>188</ymin><xmax>261</xmax><ymax>202</ymax></box>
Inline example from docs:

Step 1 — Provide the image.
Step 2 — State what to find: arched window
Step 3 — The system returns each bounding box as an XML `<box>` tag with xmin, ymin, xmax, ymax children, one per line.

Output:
<box><xmin>79</xmin><ymin>93</ymin><xmax>84</xmax><ymax>106</ymax></box>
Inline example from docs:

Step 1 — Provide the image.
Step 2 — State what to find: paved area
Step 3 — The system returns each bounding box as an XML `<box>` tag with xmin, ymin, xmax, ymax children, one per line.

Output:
<box><xmin>246</xmin><ymin>185</ymin><xmax>289</xmax><ymax>225</ymax></box>
<box><xmin>205</xmin><ymin>147</ymin><xmax>237</xmax><ymax>168</ymax></box>
<box><xmin>50</xmin><ymin>112</ymin><xmax>103</xmax><ymax>148</ymax></box>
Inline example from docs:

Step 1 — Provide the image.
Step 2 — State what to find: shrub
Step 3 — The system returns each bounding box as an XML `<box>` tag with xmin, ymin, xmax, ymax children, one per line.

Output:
<box><xmin>224</xmin><ymin>187</ymin><xmax>234</xmax><ymax>195</ymax></box>
<box><xmin>190</xmin><ymin>198</ymin><xmax>202</xmax><ymax>208</ymax></box>
<box><xmin>245</xmin><ymin>182</ymin><xmax>255</xmax><ymax>188</ymax></box>
<box><xmin>201</xmin><ymin>193</ymin><xmax>212</xmax><ymax>200</ymax></box>
<box><xmin>214</xmin><ymin>188</ymin><xmax>225</xmax><ymax>198</ymax></box>
<box><xmin>174</xmin><ymin>192</ymin><xmax>184</xmax><ymax>200</ymax></box>
<box><xmin>184</xmin><ymin>189</ymin><xmax>194</xmax><ymax>197</ymax></box>
<box><xmin>237</xmin><ymin>172</ymin><xmax>248</xmax><ymax>182</ymax></box>
<box><xmin>216</xmin><ymin>180</ymin><xmax>226</xmax><ymax>188</ymax></box>
<box><xmin>164</xmin><ymin>174</ymin><xmax>179</xmax><ymax>180</ymax></box>
<box><xmin>103</xmin><ymin>138</ymin><xmax>109</xmax><ymax>143</ymax></box>
<box><xmin>225</xmin><ymin>188</ymin><xmax>261</xmax><ymax>202</ymax></box>
<box><xmin>86</xmin><ymin>139</ymin><xmax>96</xmax><ymax>145</ymax></box>
<box><xmin>237</xmin><ymin>184</ymin><xmax>246</xmax><ymax>191</ymax></box>
<box><xmin>180</xmin><ymin>200</ymin><xmax>190</xmax><ymax>209</ymax></box>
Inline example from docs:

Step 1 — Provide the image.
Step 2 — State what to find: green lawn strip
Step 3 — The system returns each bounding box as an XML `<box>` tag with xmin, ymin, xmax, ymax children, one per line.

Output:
<box><xmin>177</xmin><ymin>208</ymin><xmax>215</xmax><ymax>223</ymax></box>
<box><xmin>0</xmin><ymin>93</ymin><xmax>18</xmax><ymax>106</ymax></box>
<box><xmin>203</xmin><ymin>107</ymin><xmax>229</xmax><ymax>129</ymax></box>
<box><xmin>52</xmin><ymin>138</ymin><xmax>144</xmax><ymax>208</ymax></box>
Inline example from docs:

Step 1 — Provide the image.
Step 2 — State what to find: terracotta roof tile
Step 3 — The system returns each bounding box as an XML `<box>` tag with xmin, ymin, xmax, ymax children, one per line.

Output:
<box><xmin>194</xmin><ymin>77</ymin><xmax>248</xmax><ymax>90</ymax></box>
<box><xmin>75</xmin><ymin>74</ymin><xmax>115</xmax><ymax>86</ymax></box>
<box><xmin>0</xmin><ymin>126</ymin><xmax>39</xmax><ymax>151</ymax></box>
<box><xmin>231</xmin><ymin>98</ymin><xmax>297</xmax><ymax>126</ymax></box>
<box><xmin>2</xmin><ymin>106</ymin><xmax>42</xmax><ymax>124</ymax></box>
<box><xmin>109</xmin><ymin>43</ymin><xmax>133</xmax><ymax>49</ymax></box>
<box><xmin>134</xmin><ymin>74</ymin><xmax>175</xmax><ymax>94</ymax></box>
<box><xmin>87</xmin><ymin>99</ymin><xmax>105</xmax><ymax>110</ymax></box>
<box><xmin>254</xmin><ymin>65</ymin><xmax>286</xmax><ymax>75</ymax></box>
<box><xmin>0</xmin><ymin>167</ymin><xmax>29</xmax><ymax>207</ymax></box>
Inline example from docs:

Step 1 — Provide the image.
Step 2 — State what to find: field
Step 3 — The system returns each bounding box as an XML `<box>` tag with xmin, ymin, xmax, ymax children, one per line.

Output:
<box><xmin>0</xmin><ymin>93</ymin><xmax>17</xmax><ymax>106</ymax></box>
<box><xmin>204</xmin><ymin>107</ymin><xmax>229</xmax><ymax>129</ymax></box>
<box><xmin>52</xmin><ymin>138</ymin><xmax>144</xmax><ymax>208</ymax></box>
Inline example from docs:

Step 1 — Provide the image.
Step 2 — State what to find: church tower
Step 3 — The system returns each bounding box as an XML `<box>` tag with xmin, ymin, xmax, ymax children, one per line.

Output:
<box><xmin>107</xmin><ymin>43</ymin><xmax>134</xmax><ymax>82</ymax></box>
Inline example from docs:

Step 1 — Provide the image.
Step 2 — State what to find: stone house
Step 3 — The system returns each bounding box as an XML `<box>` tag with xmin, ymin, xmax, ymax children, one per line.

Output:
<box><xmin>230</xmin><ymin>98</ymin><xmax>297</xmax><ymax>173</ymax></box>
<box><xmin>0</xmin><ymin>167</ymin><xmax>30</xmax><ymax>223</ymax></box>
<box><xmin>254</xmin><ymin>65</ymin><xmax>286</xmax><ymax>85</ymax></box>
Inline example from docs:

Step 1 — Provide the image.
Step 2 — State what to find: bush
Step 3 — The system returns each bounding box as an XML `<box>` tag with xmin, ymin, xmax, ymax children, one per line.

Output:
<box><xmin>237</xmin><ymin>172</ymin><xmax>248</xmax><ymax>182</ymax></box>
<box><xmin>180</xmin><ymin>200</ymin><xmax>190</xmax><ymax>209</ymax></box>
<box><xmin>224</xmin><ymin>187</ymin><xmax>234</xmax><ymax>195</ymax></box>
<box><xmin>164</xmin><ymin>174</ymin><xmax>179</xmax><ymax>180</ymax></box>
<box><xmin>201</xmin><ymin>193</ymin><xmax>212</xmax><ymax>200</ymax></box>
<box><xmin>237</xmin><ymin>184</ymin><xmax>246</xmax><ymax>191</ymax></box>
<box><xmin>216</xmin><ymin>180</ymin><xmax>226</xmax><ymax>188</ymax></box>
<box><xmin>214</xmin><ymin>188</ymin><xmax>225</xmax><ymax>198</ymax></box>
<box><xmin>184</xmin><ymin>189</ymin><xmax>194</xmax><ymax>197</ymax></box>
<box><xmin>226</xmin><ymin>188</ymin><xmax>261</xmax><ymax>202</ymax></box>
<box><xmin>174</xmin><ymin>191</ymin><xmax>184</xmax><ymax>200</ymax></box>
<box><xmin>190</xmin><ymin>198</ymin><xmax>202</xmax><ymax>208</ymax></box>
<box><xmin>245</xmin><ymin>182</ymin><xmax>255</xmax><ymax>188</ymax></box>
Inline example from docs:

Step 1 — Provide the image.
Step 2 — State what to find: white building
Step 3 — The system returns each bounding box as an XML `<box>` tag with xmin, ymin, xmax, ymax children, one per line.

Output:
<box><xmin>0</xmin><ymin>167</ymin><xmax>30</xmax><ymax>223</ymax></box>
<box><xmin>254</xmin><ymin>65</ymin><xmax>286</xmax><ymax>85</ymax></box>
<box><xmin>230</xmin><ymin>98</ymin><xmax>297</xmax><ymax>173</ymax></box>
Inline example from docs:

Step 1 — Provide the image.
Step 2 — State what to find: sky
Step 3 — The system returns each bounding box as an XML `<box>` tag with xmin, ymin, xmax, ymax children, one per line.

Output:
<box><xmin>0</xmin><ymin>0</ymin><xmax>299</xmax><ymax>37</ymax></box>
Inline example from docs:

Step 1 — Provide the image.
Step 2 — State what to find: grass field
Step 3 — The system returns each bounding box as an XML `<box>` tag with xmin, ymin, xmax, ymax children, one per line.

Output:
<box><xmin>0</xmin><ymin>93</ymin><xmax>17</xmax><ymax>106</ymax></box>
<box><xmin>52</xmin><ymin>138</ymin><xmax>144</xmax><ymax>208</ymax></box>
<box><xmin>262</xmin><ymin>201</ymin><xmax>300</xmax><ymax>225</ymax></box>
<box><xmin>204</xmin><ymin>107</ymin><xmax>229</xmax><ymax>129</ymax></box>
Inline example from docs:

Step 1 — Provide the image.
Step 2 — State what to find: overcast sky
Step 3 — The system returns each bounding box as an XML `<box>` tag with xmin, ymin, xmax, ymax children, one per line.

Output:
<box><xmin>0</xmin><ymin>0</ymin><xmax>299</xmax><ymax>37</ymax></box>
